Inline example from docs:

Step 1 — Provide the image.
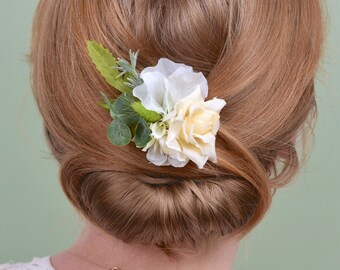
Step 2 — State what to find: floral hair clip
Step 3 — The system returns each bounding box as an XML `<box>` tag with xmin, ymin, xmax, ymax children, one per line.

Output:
<box><xmin>86</xmin><ymin>41</ymin><xmax>226</xmax><ymax>169</ymax></box>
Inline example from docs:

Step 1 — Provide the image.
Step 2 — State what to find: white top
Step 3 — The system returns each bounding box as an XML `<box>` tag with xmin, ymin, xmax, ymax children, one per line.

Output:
<box><xmin>0</xmin><ymin>256</ymin><xmax>55</xmax><ymax>270</ymax></box>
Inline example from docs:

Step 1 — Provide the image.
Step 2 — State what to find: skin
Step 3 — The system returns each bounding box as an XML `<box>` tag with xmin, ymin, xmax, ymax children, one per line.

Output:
<box><xmin>50</xmin><ymin>221</ymin><xmax>240</xmax><ymax>270</ymax></box>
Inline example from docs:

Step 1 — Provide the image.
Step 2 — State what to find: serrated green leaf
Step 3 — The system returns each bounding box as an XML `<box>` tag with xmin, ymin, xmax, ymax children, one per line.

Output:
<box><xmin>131</xmin><ymin>101</ymin><xmax>162</xmax><ymax>122</ymax></box>
<box><xmin>86</xmin><ymin>40</ymin><xmax>131</xmax><ymax>93</ymax></box>
<box><xmin>112</xmin><ymin>92</ymin><xmax>140</xmax><ymax>125</ymax></box>
<box><xmin>107</xmin><ymin>119</ymin><xmax>131</xmax><ymax>146</ymax></box>
<box><xmin>134</xmin><ymin>118</ymin><xmax>151</xmax><ymax>148</ymax></box>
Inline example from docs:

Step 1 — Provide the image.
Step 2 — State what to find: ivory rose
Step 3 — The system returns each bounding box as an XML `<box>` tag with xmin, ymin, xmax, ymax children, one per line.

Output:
<box><xmin>143</xmin><ymin>88</ymin><xmax>226</xmax><ymax>168</ymax></box>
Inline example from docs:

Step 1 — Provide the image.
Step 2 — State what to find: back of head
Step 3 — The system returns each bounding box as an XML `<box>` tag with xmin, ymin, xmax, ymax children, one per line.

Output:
<box><xmin>29</xmin><ymin>0</ymin><xmax>324</xmax><ymax>259</ymax></box>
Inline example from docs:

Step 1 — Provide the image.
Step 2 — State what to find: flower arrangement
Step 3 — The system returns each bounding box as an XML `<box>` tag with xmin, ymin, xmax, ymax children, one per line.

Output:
<box><xmin>86</xmin><ymin>41</ymin><xmax>226</xmax><ymax>169</ymax></box>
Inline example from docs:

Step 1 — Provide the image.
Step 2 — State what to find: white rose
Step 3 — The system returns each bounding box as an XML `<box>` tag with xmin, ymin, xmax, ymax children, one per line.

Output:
<box><xmin>132</xmin><ymin>58</ymin><xmax>208</xmax><ymax>114</ymax></box>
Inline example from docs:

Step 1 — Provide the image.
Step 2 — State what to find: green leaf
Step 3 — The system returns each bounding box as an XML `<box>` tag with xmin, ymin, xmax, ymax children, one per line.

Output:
<box><xmin>112</xmin><ymin>92</ymin><xmax>140</xmax><ymax>125</ymax></box>
<box><xmin>128</xmin><ymin>122</ymin><xmax>138</xmax><ymax>138</ymax></box>
<box><xmin>100</xmin><ymin>91</ymin><xmax>117</xmax><ymax>118</ymax></box>
<box><xmin>99</xmin><ymin>98</ymin><xmax>115</xmax><ymax>111</ymax></box>
<box><xmin>131</xmin><ymin>101</ymin><xmax>162</xmax><ymax>122</ymax></box>
<box><xmin>100</xmin><ymin>91</ymin><xmax>113</xmax><ymax>108</ymax></box>
<box><xmin>86</xmin><ymin>40</ymin><xmax>131</xmax><ymax>93</ymax></box>
<box><xmin>107</xmin><ymin>119</ymin><xmax>131</xmax><ymax>146</ymax></box>
<box><xmin>115</xmin><ymin>50</ymin><xmax>144</xmax><ymax>88</ymax></box>
<box><xmin>99</xmin><ymin>102</ymin><xmax>110</xmax><ymax>110</ymax></box>
<box><xmin>134</xmin><ymin>118</ymin><xmax>151</xmax><ymax>148</ymax></box>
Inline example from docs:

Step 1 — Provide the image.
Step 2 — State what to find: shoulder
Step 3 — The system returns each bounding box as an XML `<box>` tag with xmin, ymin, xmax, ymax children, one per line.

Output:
<box><xmin>0</xmin><ymin>256</ymin><xmax>55</xmax><ymax>270</ymax></box>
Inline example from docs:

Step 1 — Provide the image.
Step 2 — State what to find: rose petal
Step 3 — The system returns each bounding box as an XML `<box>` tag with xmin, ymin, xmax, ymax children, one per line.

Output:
<box><xmin>146</xmin><ymin>141</ymin><xmax>169</xmax><ymax>166</ymax></box>
<box><xmin>165</xmin><ymin>70</ymin><xmax>208</xmax><ymax>105</ymax></box>
<box><xmin>163</xmin><ymin>88</ymin><xmax>175</xmax><ymax>114</ymax></box>
<box><xmin>133</xmin><ymin>71</ymin><xmax>166</xmax><ymax>114</ymax></box>
<box><xmin>195</xmin><ymin>134</ymin><xmax>217</xmax><ymax>163</ymax></box>
<box><xmin>141</xmin><ymin>58</ymin><xmax>192</xmax><ymax>77</ymax></box>
<box><xmin>168</xmin><ymin>156</ymin><xmax>189</xmax><ymax>167</ymax></box>
<box><xmin>195</xmin><ymin>133</ymin><xmax>215</xmax><ymax>144</ymax></box>
<box><xmin>173</xmin><ymin>87</ymin><xmax>204</xmax><ymax>112</ymax></box>
<box><xmin>204</xmin><ymin>98</ymin><xmax>227</xmax><ymax>113</ymax></box>
<box><xmin>166</xmin><ymin>119</ymin><xmax>183</xmax><ymax>152</ymax></box>
<box><xmin>180</xmin><ymin>141</ymin><xmax>209</xmax><ymax>169</ymax></box>
<box><xmin>142</xmin><ymin>137</ymin><xmax>156</xmax><ymax>152</ymax></box>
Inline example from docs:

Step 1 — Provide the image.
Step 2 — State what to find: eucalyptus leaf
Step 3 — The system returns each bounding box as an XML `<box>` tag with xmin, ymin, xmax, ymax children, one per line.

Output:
<box><xmin>86</xmin><ymin>41</ymin><xmax>131</xmax><ymax>93</ymax></box>
<box><xmin>134</xmin><ymin>118</ymin><xmax>151</xmax><ymax>148</ymax></box>
<box><xmin>112</xmin><ymin>92</ymin><xmax>140</xmax><ymax>125</ymax></box>
<box><xmin>107</xmin><ymin>119</ymin><xmax>131</xmax><ymax>146</ymax></box>
<box><xmin>110</xmin><ymin>109</ymin><xmax>117</xmax><ymax>119</ymax></box>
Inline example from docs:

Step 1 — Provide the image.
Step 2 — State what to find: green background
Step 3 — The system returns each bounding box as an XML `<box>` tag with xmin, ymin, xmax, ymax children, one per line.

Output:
<box><xmin>0</xmin><ymin>1</ymin><xmax>339</xmax><ymax>269</ymax></box>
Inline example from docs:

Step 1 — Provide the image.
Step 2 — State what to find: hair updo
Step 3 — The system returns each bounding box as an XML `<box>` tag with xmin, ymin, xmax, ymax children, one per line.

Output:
<box><xmin>29</xmin><ymin>0</ymin><xmax>324</xmax><ymax>259</ymax></box>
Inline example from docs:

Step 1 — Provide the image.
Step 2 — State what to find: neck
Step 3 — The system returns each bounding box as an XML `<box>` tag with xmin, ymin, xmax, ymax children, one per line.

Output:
<box><xmin>59</xmin><ymin>221</ymin><xmax>239</xmax><ymax>270</ymax></box>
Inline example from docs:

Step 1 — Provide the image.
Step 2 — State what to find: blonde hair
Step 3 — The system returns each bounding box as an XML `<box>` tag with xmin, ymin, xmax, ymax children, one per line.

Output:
<box><xmin>29</xmin><ymin>0</ymin><xmax>324</xmax><ymax>259</ymax></box>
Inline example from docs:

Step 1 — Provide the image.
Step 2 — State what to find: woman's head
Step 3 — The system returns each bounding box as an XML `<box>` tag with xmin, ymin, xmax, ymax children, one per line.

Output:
<box><xmin>29</xmin><ymin>0</ymin><xmax>324</xmax><ymax>259</ymax></box>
